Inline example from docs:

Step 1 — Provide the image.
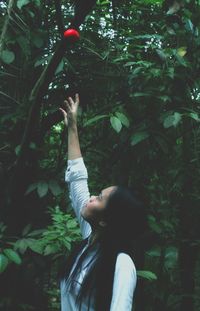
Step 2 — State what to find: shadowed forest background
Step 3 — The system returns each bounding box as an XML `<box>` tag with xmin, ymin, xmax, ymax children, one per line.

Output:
<box><xmin>0</xmin><ymin>0</ymin><xmax>200</xmax><ymax>310</ymax></box>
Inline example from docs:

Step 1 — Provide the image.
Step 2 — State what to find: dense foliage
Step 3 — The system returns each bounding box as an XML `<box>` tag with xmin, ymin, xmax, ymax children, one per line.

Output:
<box><xmin>1</xmin><ymin>0</ymin><xmax>200</xmax><ymax>310</ymax></box>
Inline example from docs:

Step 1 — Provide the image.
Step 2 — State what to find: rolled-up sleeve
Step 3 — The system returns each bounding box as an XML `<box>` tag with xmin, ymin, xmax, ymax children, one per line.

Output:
<box><xmin>65</xmin><ymin>157</ymin><xmax>92</xmax><ymax>239</ymax></box>
<box><xmin>110</xmin><ymin>253</ymin><xmax>137</xmax><ymax>311</ymax></box>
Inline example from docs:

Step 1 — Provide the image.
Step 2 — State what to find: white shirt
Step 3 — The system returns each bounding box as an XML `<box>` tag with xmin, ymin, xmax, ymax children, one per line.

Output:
<box><xmin>60</xmin><ymin>157</ymin><xmax>137</xmax><ymax>311</ymax></box>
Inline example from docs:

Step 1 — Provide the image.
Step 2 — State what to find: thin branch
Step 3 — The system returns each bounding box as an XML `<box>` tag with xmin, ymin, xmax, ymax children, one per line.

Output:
<box><xmin>15</xmin><ymin>39</ymin><xmax>67</xmax><ymax>169</ymax></box>
<box><xmin>70</xmin><ymin>0</ymin><xmax>97</xmax><ymax>29</ymax></box>
<box><xmin>54</xmin><ymin>0</ymin><xmax>64</xmax><ymax>36</ymax></box>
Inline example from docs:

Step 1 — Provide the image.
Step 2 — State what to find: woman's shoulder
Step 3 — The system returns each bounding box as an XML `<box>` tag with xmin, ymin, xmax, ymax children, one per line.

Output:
<box><xmin>115</xmin><ymin>252</ymin><xmax>136</xmax><ymax>274</ymax></box>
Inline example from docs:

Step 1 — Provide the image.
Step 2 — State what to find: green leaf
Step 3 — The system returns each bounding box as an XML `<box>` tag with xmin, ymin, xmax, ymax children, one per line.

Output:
<box><xmin>148</xmin><ymin>215</ymin><xmax>162</xmax><ymax>234</ymax></box>
<box><xmin>134</xmin><ymin>34</ymin><xmax>162</xmax><ymax>40</ymax></box>
<box><xmin>185</xmin><ymin>19</ymin><xmax>193</xmax><ymax>33</ymax></box>
<box><xmin>188</xmin><ymin>112</ymin><xmax>200</xmax><ymax>122</ymax></box>
<box><xmin>16</xmin><ymin>36</ymin><xmax>30</xmax><ymax>56</ymax></box>
<box><xmin>25</xmin><ymin>183</ymin><xmax>38</xmax><ymax>195</ymax></box>
<box><xmin>175</xmin><ymin>54</ymin><xmax>187</xmax><ymax>67</ymax></box>
<box><xmin>29</xmin><ymin>142</ymin><xmax>36</xmax><ymax>149</ymax></box>
<box><xmin>131</xmin><ymin>92</ymin><xmax>150</xmax><ymax>97</ymax></box>
<box><xmin>64</xmin><ymin>240</ymin><xmax>71</xmax><ymax>251</ymax></box>
<box><xmin>27</xmin><ymin>229</ymin><xmax>45</xmax><ymax>237</ymax></box>
<box><xmin>131</xmin><ymin>67</ymin><xmax>143</xmax><ymax>76</ymax></box>
<box><xmin>158</xmin><ymin>95</ymin><xmax>171</xmax><ymax>103</ymax></box>
<box><xmin>17</xmin><ymin>0</ymin><xmax>30</xmax><ymax>9</ymax></box>
<box><xmin>32</xmin><ymin>34</ymin><xmax>44</xmax><ymax>48</ymax></box>
<box><xmin>146</xmin><ymin>246</ymin><xmax>161</xmax><ymax>257</ymax></box>
<box><xmin>34</xmin><ymin>59</ymin><xmax>45</xmax><ymax>67</ymax></box>
<box><xmin>44</xmin><ymin>244</ymin><xmax>59</xmax><ymax>255</ymax></box>
<box><xmin>164</xmin><ymin>246</ymin><xmax>178</xmax><ymax>269</ymax></box>
<box><xmin>167</xmin><ymin>67</ymin><xmax>175</xmax><ymax>79</ymax></box>
<box><xmin>97</xmin><ymin>0</ymin><xmax>110</xmax><ymax>5</ymax></box>
<box><xmin>34</xmin><ymin>55</ymin><xmax>51</xmax><ymax>67</ymax></box>
<box><xmin>1</xmin><ymin>50</ymin><xmax>15</xmax><ymax>64</ymax></box>
<box><xmin>163</xmin><ymin>112</ymin><xmax>182</xmax><ymax>128</ymax></box>
<box><xmin>22</xmin><ymin>224</ymin><xmax>32</xmax><ymax>236</ymax></box>
<box><xmin>112</xmin><ymin>56</ymin><xmax>127</xmax><ymax>63</ymax></box>
<box><xmin>83</xmin><ymin>115</ymin><xmax>108</xmax><ymax>127</ymax></box>
<box><xmin>110</xmin><ymin>116</ymin><xmax>122</xmax><ymax>133</ymax></box>
<box><xmin>37</xmin><ymin>181</ymin><xmax>48</xmax><ymax>198</ymax></box>
<box><xmin>3</xmin><ymin>249</ymin><xmax>22</xmax><ymax>265</ymax></box>
<box><xmin>142</xmin><ymin>0</ymin><xmax>162</xmax><ymax>4</ymax></box>
<box><xmin>154</xmin><ymin>135</ymin><xmax>168</xmax><ymax>154</ymax></box>
<box><xmin>67</xmin><ymin>219</ymin><xmax>78</xmax><ymax>229</ymax></box>
<box><xmin>15</xmin><ymin>145</ymin><xmax>21</xmax><ymax>156</ymax></box>
<box><xmin>150</xmin><ymin>68</ymin><xmax>161</xmax><ymax>77</ymax></box>
<box><xmin>26</xmin><ymin>239</ymin><xmax>43</xmax><ymax>254</ymax></box>
<box><xmin>137</xmin><ymin>270</ymin><xmax>157</xmax><ymax>281</ymax></box>
<box><xmin>125</xmin><ymin>60</ymin><xmax>153</xmax><ymax>68</ymax></box>
<box><xmin>0</xmin><ymin>254</ymin><xmax>9</xmax><ymax>273</ymax></box>
<box><xmin>48</xmin><ymin>180</ymin><xmax>62</xmax><ymax>196</ymax></box>
<box><xmin>131</xmin><ymin>131</ymin><xmax>149</xmax><ymax>146</ymax></box>
<box><xmin>34</xmin><ymin>0</ymin><xmax>41</xmax><ymax>6</ymax></box>
<box><xmin>115</xmin><ymin>112</ymin><xmax>130</xmax><ymax>128</ymax></box>
<box><xmin>156</xmin><ymin>49</ymin><xmax>167</xmax><ymax>61</ymax></box>
<box><xmin>15</xmin><ymin>238</ymin><xmax>29</xmax><ymax>253</ymax></box>
<box><xmin>0</xmin><ymin>222</ymin><xmax>7</xmax><ymax>234</ymax></box>
<box><xmin>55</xmin><ymin>59</ymin><xmax>64</xmax><ymax>75</ymax></box>
<box><xmin>124</xmin><ymin>61</ymin><xmax>136</xmax><ymax>67</ymax></box>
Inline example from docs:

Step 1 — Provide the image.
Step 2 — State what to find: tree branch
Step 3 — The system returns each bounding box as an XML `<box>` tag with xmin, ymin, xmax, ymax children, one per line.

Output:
<box><xmin>54</xmin><ymin>0</ymin><xmax>64</xmax><ymax>36</ymax></box>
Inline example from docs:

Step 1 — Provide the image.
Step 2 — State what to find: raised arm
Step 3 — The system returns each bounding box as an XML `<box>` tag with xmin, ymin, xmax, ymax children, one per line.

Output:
<box><xmin>59</xmin><ymin>94</ymin><xmax>92</xmax><ymax>239</ymax></box>
<box><xmin>67</xmin><ymin>97</ymin><xmax>82</xmax><ymax>160</ymax></box>
<box><xmin>65</xmin><ymin>156</ymin><xmax>92</xmax><ymax>239</ymax></box>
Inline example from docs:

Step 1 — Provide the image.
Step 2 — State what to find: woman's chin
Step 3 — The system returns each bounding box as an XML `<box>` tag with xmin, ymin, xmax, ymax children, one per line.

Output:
<box><xmin>82</xmin><ymin>209</ymin><xmax>93</xmax><ymax>225</ymax></box>
<box><xmin>81</xmin><ymin>204</ymin><xmax>89</xmax><ymax>218</ymax></box>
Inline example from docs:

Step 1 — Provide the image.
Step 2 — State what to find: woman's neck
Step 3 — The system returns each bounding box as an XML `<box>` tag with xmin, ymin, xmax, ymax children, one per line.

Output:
<box><xmin>89</xmin><ymin>227</ymin><xmax>104</xmax><ymax>246</ymax></box>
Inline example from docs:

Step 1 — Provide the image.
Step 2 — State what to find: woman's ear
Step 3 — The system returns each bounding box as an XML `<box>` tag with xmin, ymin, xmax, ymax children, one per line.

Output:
<box><xmin>99</xmin><ymin>220</ymin><xmax>107</xmax><ymax>227</ymax></box>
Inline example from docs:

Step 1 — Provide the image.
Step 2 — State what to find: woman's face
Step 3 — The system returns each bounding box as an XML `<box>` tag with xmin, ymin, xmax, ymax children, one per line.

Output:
<box><xmin>81</xmin><ymin>186</ymin><xmax>117</xmax><ymax>225</ymax></box>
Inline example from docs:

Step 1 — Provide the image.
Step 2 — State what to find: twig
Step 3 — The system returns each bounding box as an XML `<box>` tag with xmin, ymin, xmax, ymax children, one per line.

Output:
<box><xmin>54</xmin><ymin>0</ymin><xmax>64</xmax><ymax>36</ymax></box>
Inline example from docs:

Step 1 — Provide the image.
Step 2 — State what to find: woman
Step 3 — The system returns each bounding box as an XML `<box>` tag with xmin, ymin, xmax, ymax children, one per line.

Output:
<box><xmin>58</xmin><ymin>94</ymin><xmax>147</xmax><ymax>311</ymax></box>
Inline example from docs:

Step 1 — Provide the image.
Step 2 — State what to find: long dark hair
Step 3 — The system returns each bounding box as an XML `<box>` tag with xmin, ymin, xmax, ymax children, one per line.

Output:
<box><xmin>58</xmin><ymin>185</ymin><xmax>148</xmax><ymax>310</ymax></box>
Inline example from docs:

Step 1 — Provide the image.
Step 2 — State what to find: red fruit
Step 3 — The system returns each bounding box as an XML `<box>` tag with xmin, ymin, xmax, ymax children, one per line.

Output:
<box><xmin>63</xmin><ymin>29</ymin><xmax>80</xmax><ymax>42</ymax></box>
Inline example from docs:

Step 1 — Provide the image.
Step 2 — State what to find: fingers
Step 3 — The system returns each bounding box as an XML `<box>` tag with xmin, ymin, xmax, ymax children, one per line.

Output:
<box><xmin>59</xmin><ymin>107</ymin><xmax>67</xmax><ymax>116</ymax></box>
<box><xmin>68</xmin><ymin>97</ymin><xmax>74</xmax><ymax>106</ymax></box>
<box><xmin>75</xmin><ymin>93</ymin><xmax>79</xmax><ymax>104</ymax></box>
<box><xmin>59</xmin><ymin>107</ymin><xmax>66</xmax><ymax>113</ymax></box>
<box><xmin>63</xmin><ymin>94</ymin><xmax>79</xmax><ymax>113</ymax></box>
<box><xmin>66</xmin><ymin>93</ymin><xmax>79</xmax><ymax>105</ymax></box>
<box><xmin>64</xmin><ymin>100</ymin><xmax>71</xmax><ymax>111</ymax></box>
<box><xmin>59</xmin><ymin>108</ymin><xmax>68</xmax><ymax>126</ymax></box>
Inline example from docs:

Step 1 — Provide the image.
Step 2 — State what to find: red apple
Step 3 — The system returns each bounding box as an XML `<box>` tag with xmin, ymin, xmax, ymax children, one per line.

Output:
<box><xmin>63</xmin><ymin>29</ymin><xmax>80</xmax><ymax>42</ymax></box>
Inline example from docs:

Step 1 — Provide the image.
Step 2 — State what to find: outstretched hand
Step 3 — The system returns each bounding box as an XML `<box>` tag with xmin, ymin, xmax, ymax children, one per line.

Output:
<box><xmin>59</xmin><ymin>93</ymin><xmax>80</xmax><ymax>127</ymax></box>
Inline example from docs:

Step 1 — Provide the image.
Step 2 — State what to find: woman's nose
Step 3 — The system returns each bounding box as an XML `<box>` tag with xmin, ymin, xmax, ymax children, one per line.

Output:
<box><xmin>90</xmin><ymin>195</ymin><xmax>96</xmax><ymax>202</ymax></box>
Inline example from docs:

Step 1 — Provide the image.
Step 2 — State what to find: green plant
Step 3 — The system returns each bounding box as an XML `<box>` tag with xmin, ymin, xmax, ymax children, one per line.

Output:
<box><xmin>14</xmin><ymin>206</ymin><xmax>82</xmax><ymax>259</ymax></box>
